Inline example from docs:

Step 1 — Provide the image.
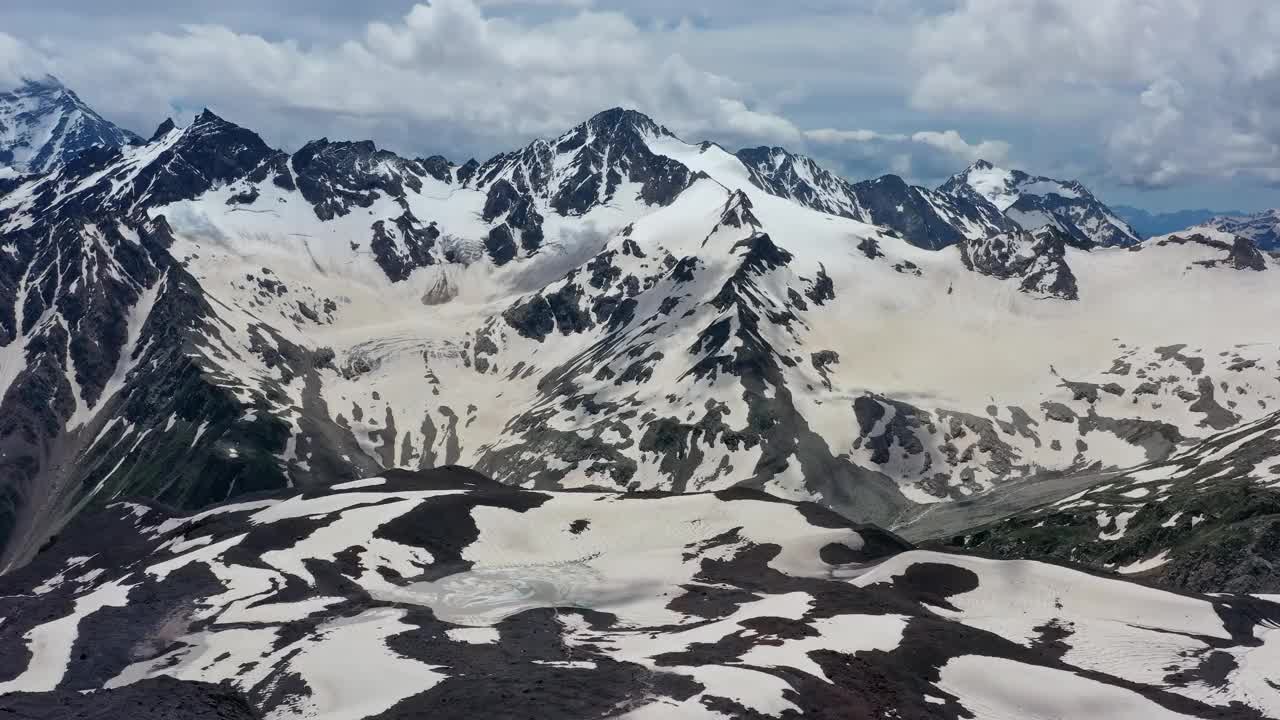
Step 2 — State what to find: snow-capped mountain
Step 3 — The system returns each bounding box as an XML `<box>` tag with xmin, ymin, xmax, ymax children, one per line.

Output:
<box><xmin>0</xmin><ymin>75</ymin><xmax>139</xmax><ymax>177</ymax></box>
<box><xmin>735</xmin><ymin>146</ymin><xmax>1014</xmax><ymax>249</ymax></box>
<box><xmin>1194</xmin><ymin>208</ymin><xmax>1280</xmax><ymax>250</ymax></box>
<box><xmin>2</xmin><ymin>466</ymin><xmax>1277</xmax><ymax>719</ymax></box>
<box><xmin>5</xmin><ymin>81</ymin><xmax>1280</xmax><ymax>720</ymax></box>
<box><xmin>940</xmin><ymin>160</ymin><xmax>1140</xmax><ymax>247</ymax></box>
<box><xmin>2</xmin><ymin>95</ymin><xmax>1279</xmax><ymax>590</ymax></box>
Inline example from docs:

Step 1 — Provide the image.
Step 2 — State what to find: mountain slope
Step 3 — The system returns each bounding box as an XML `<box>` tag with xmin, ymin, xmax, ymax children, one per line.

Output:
<box><xmin>939</xmin><ymin>407</ymin><xmax>1280</xmax><ymax>594</ymax></box>
<box><xmin>735</xmin><ymin>146</ymin><xmax>1013</xmax><ymax>249</ymax></box>
<box><xmin>0</xmin><ymin>76</ymin><xmax>139</xmax><ymax>176</ymax></box>
<box><xmin>1</xmin><ymin>467</ymin><xmax>1276</xmax><ymax>719</ymax></box>
<box><xmin>941</xmin><ymin>160</ymin><xmax>1139</xmax><ymax>246</ymax></box>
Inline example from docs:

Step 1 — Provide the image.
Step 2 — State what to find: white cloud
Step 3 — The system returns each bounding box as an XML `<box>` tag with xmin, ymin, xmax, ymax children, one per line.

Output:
<box><xmin>805</xmin><ymin>128</ymin><xmax>905</xmax><ymax>144</ymax></box>
<box><xmin>805</xmin><ymin>125</ymin><xmax>1011</xmax><ymax>172</ymax></box>
<box><xmin>910</xmin><ymin>130</ymin><xmax>1009</xmax><ymax>165</ymax></box>
<box><xmin>910</xmin><ymin>0</ymin><xmax>1280</xmax><ymax>187</ymax></box>
<box><xmin>0</xmin><ymin>33</ymin><xmax>47</xmax><ymax>88</ymax></box>
<box><xmin>34</xmin><ymin>0</ymin><xmax>800</xmax><ymax>150</ymax></box>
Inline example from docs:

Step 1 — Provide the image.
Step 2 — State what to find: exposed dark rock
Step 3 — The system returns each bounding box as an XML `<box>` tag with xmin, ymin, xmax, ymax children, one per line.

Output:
<box><xmin>0</xmin><ymin>677</ymin><xmax>260</xmax><ymax>719</ymax></box>
<box><xmin>485</xmin><ymin>224</ymin><xmax>518</xmax><ymax>266</ymax></box>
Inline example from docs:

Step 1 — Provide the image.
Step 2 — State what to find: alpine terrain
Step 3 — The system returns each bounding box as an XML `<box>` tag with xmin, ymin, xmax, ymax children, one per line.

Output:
<box><xmin>1194</xmin><ymin>209</ymin><xmax>1280</xmax><ymax>251</ymax></box>
<box><xmin>1</xmin><ymin>76</ymin><xmax>1278</xmax><ymax>719</ymax></box>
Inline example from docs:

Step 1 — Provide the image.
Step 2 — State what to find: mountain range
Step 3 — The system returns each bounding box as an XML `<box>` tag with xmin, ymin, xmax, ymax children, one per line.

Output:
<box><xmin>1113</xmin><ymin>205</ymin><xmax>1243</xmax><ymax>238</ymax></box>
<box><xmin>2</xmin><ymin>77</ymin><xmax>1280</xmax><ymax>719</ymax></box>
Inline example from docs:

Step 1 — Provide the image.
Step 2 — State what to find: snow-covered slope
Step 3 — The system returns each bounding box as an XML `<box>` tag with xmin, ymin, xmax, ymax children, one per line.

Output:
<box><xmin>941</xmin><ymin>160</ymin><xmax>1140</xmax><ymax>247</ymax></box>
<box><xmin>1</xmin><ymin>467</ymin><xmax>1276</xmax><ymax>720</ymax></box>
<box><xmin>0</xmin><ymin>76</ymin><xmax>138</xmax><ymax>176</ymax></box>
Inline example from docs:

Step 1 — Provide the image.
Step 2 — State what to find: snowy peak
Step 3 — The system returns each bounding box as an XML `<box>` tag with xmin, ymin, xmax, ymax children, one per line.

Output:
<box><xmin>940</xmin><ymin>160</ymin><xmax>1139</xmax><ymax>247</ymax></box>
<box><xmin>847</xmin><ymin>173</ymin><xmax>1015</xmax><ymax>250</ymax></box>
<box><xmin>466</xmin><ymin>107</ymin><xmax>691</xmax><ymax>218</ymax></box>
<box><xmin>1197</xmin><ymin>208</ymin><xmax>1280</xmax><ymax>250</ymax></box>
<box><xmin>939</xmin><ymin>159</ymin><xmax>1021</xmax><ymax>211</ymax></box>
<box><xmin>0</xmin><ymin>75</ymin><xmax>139</xmax><ymax>176</ymax></box>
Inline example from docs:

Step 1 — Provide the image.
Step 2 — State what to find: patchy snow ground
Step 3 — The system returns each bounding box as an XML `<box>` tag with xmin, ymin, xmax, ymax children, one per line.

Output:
<box><xmin>0</xmin><ymin>470</ymin><xmax>1275</xmax><ymax>719</ymax></box>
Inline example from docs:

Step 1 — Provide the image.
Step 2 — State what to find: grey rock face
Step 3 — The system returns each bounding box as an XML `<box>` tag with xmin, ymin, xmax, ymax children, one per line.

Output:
<box><xmin>736</xmin><ymin>146</ymin><xmax>1014</xmax><ymax>250</ymax></box>
<box><xmin>959</xmin><ymin>225</ymin><xmax>1083</xmax><ymax>300</ymax></box>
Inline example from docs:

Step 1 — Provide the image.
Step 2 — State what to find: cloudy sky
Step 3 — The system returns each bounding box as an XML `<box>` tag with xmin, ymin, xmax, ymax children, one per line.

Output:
<box><xmin>2</xmin><ymin>0</ymin><xmax>1277</xmax><ymax>212</ymax></box>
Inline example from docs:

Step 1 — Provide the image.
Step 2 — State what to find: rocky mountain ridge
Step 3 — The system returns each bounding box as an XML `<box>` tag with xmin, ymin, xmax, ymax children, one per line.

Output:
<box><xmin>0</xmin><ymin>91</ymin><xmax>1275</xmax><ymax>581</ymax></box>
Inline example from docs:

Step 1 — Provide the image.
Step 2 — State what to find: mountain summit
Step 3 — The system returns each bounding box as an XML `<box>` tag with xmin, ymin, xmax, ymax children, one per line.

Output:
<box><xmin>940</xmin><ymin>160</ymin><xmax>1140</xmax><ymax>247</ymax></box>
<box><xmin>733</xmin><ymin>146</ymin><xmax>1014</xmax><ymax>250</ymax></box>
<box><xmin>0</xmin><ymin>75</ymin><xmax>139</xmax><ymax>176</ymax></box>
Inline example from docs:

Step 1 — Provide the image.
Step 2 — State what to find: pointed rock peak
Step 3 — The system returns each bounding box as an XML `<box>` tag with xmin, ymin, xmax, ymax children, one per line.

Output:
<box><xmin>581</xmin><ymin>107</ymin><xmax>672</xmax><ymax>141</ymax></box>
<box><xmin>872</xmin><ymin>173</ymin><xmax>909</xmax><ymax>190</ymax></box>
<box><xmin>948</xmin><ymin>159</ymin><xmax>1010</xmax><ymax>185</ymax></box>
<box><xmin>179</xmin><ymin>108</ymin><xmax>270</xmax><ymax>150</ymax></box>
<box><xmin>187</xmin><ymin>108</ymin><xmax>250</xmax><ymax>137</ymax></box>
<box><xmin>730</xmin><ymin>231</ymin><xmax>793</xmax><ymax>274</ymax></box>
<box><xmin>194</xmin><ymin>108</ymin><xmax>225</xmax><ymax>124</ymax></box>
<box><xmin>588</xmin><ymin>107</ymin><xmax>655</xmax><ymax>129</ymax></box>
<box><xmin>719</xmin><ymin>189</ymin><xmax>761</xmax><ymax>229</ymax></box>
<box><xmin>150</xmin><ymin>118</ymin><xmax>177</xmax><ymax>142</ymax></box>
